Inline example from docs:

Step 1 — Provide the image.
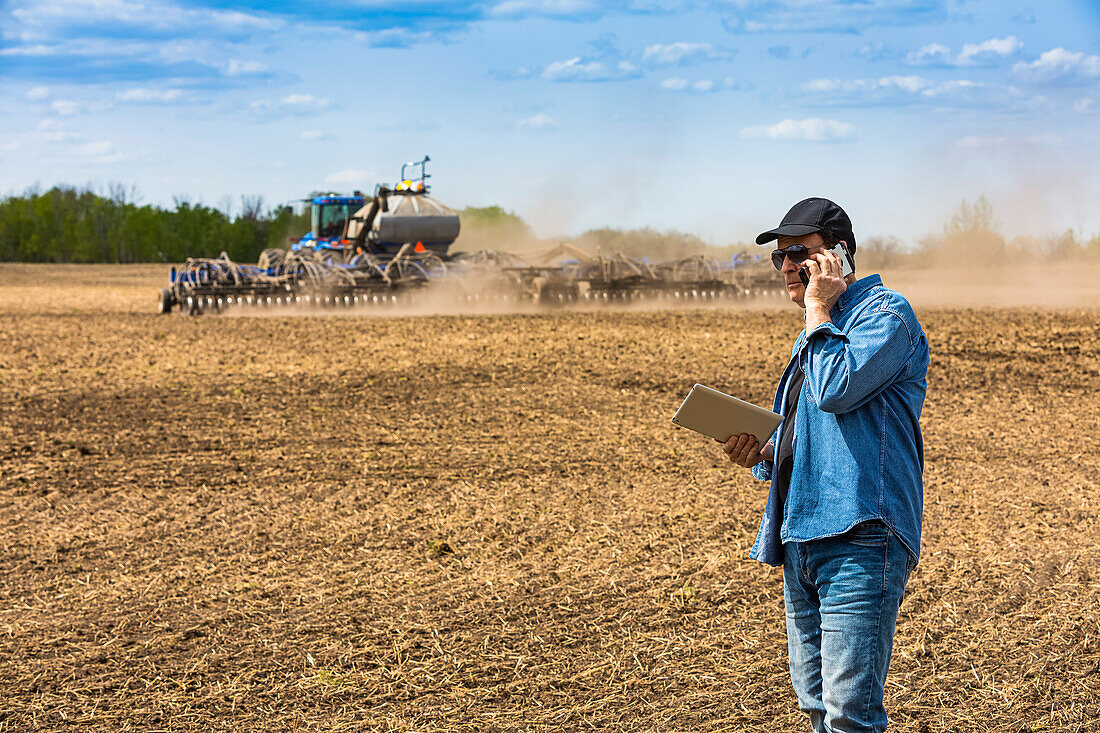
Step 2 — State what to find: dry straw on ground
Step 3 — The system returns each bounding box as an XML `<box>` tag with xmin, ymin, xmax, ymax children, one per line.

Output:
<box><xmin>1</xmin><ymin>265</ymin><xmax>1098</xmax><ymax>731</ymax></box>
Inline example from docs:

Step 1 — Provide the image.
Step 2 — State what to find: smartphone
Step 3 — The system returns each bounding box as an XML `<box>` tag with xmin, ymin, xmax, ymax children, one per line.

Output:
<box><xmin>799</xmin><ymin>241</ymin><xmax>855</xmax><ymax>286</ymax></box>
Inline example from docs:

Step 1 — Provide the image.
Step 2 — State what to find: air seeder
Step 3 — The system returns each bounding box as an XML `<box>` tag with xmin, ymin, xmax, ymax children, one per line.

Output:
<box><xmin>157</xmin><ymin>157</ymin><xmax>779</xmax><ymax>315</ymax></box>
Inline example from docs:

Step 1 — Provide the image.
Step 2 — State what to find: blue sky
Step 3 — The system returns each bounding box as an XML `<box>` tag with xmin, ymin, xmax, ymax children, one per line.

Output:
<box><xmin>1</xmin><ymin>0</ymin><xmax>1098</xmax><ymax>246</ymax></box>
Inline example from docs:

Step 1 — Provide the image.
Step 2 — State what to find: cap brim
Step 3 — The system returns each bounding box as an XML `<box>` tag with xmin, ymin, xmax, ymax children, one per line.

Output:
<box><xmin>755</xmin><ymin>224</ymin><xmax>822</xmax><ymax>245</ymax></box>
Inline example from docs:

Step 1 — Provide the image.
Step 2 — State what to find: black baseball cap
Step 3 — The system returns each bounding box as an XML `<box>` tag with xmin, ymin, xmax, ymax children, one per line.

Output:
<box><xmin>755</xmin><ymin>197</ymin><xmax>856</xmax><ymax>253</ymax></box>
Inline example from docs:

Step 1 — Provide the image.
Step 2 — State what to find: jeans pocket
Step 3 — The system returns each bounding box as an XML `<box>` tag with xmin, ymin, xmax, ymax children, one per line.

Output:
<box><xmin>842</xmin><ymin>519</ymin><xmax>889</xmax><ymax>548</ymax></box>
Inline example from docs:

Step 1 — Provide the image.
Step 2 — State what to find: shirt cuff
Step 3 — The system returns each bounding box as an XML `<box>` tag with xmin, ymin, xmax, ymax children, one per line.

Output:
<box><xmin>800</xmin><ymin>320</ymin><xmax>846</xmax><ymax>352</ymax></box>
<box><xmin>752</xmin><ymin>460</ymin><xmax>773</xmax><ymax>482</ymax></box>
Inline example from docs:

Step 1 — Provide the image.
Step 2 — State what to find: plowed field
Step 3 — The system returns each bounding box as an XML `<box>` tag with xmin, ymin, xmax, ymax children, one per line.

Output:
<box><xmin>2</xmin><ymin>265</ymin><xmax>1098</xmax><ymax>732</ymax></box>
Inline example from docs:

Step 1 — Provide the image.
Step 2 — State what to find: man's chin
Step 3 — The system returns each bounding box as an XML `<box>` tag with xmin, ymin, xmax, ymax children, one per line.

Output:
<box><xmin>786</xmin><ymin>282</ymin><xmax>805</xmax><ymax>307</ymax></box>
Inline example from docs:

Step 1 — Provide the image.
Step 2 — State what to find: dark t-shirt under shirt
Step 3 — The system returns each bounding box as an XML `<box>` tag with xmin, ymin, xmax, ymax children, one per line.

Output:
<box><xmin>775</xmin><ymin>359</ymin><xmax>805</xmax><ymax>501</ymax></box>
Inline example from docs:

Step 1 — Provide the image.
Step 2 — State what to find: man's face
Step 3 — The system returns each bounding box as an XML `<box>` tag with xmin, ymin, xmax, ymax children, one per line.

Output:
<box><xmin>775</xmin><ymin>232</ymin><xmax>826</xmax><ymax>309</ymax></box>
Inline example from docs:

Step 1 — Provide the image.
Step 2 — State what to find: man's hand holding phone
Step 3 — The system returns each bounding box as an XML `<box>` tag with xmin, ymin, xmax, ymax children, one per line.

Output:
<box><xmin>718</xmin><ymin>433</ymin><xmax>774</xmax><ymax>468</ymax></box>
<box><xmin>802</xmin><ymin>243</ymin><xmax>852</xmax><ymax>331</ymax></box>
<box><xmin>802</xmin><ymin>247</ymin><xmax>849</xmax><ymax>308</ymax></box>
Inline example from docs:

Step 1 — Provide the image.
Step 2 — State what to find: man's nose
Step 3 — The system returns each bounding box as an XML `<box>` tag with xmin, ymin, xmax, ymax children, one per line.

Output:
<box><xmin>780</xmin><ymin>253</ymin><xmax>798</xmax><ymax>273</ymax></box>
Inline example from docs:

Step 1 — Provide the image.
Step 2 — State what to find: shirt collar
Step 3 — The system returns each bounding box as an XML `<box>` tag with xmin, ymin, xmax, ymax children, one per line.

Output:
<box><xmin>832</xmin><ymin>273</ymin><xmax>882</xmax><ymax>316</ymax></box>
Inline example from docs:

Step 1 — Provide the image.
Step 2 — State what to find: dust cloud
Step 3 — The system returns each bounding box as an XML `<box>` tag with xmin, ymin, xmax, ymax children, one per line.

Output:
<box><xmin>216</xmin><ymin>263</ymin><xmax>1097</xmax><ymax>320</ymax></box>
<box><xmin>877</xmin><ymin>263</ymin><xmax>1098</xmax><ymax>310</ymax></box>
<box><xmin>1</xmin><ymin>262</ymin><xmax>1095</xmax><ymax>318</ymax></box>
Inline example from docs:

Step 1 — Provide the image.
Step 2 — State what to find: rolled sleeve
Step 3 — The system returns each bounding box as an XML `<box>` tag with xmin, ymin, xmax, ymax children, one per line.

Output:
<box><xmin>798</xmin><ymin>306</ymin><xmax>915</xmax><ymax>414</ymax></box>
<box><xmin>752</xmin><ymin>459</ymin><xmax>773</xmax><ymax>482</ymax></box>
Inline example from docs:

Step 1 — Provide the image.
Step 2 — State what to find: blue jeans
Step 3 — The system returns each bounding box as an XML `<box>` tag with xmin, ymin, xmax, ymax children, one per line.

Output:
<box><xmin>783</xmin><ymin>520</ymin><xmax>915</xmax><ymax>732</ymax></box>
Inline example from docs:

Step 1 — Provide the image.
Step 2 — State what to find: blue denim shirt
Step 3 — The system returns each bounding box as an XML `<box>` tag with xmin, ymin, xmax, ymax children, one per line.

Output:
<box><xmin>750</xmin><ymin>274</ymin><xmax>929</xmax><ymax>567</ymax></box>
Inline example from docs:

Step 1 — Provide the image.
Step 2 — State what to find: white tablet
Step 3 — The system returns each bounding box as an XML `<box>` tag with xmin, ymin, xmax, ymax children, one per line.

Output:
<box><xmin>671</xmin><ymin>383</ymin><xmax>782</xmax><ymax>444</ymax></box>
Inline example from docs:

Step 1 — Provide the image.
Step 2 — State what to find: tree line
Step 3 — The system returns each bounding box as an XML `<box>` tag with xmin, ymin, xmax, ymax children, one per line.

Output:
<box><xmin>455</xmin><ymin>197</ymin><xmax>1100</xmax><ymax>269</ymax></box>
<box><xmin>3</xmin><ymin>187</ymin><xmax>1097</xmax><ymax>267</ymax></box>
<box><xmin>0</xmin><ymin>186</ymin><xmax>308</xmax><ymax>264</ymax></box>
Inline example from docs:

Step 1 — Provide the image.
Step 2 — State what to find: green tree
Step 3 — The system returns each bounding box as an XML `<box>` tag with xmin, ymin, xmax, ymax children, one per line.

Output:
<box><xmin>0</xmin><ymin>186</ymin><xmax>299</xmax><ymax>263</ymax></box>
<box><xmin>452</xmin><ymin>205</ymin><xmax>535</xmax><ymax>251</ymax></box>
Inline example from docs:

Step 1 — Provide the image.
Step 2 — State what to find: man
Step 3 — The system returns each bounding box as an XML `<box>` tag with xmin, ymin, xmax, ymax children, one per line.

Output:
<box><xmin>721</xmin><ymin>198</ymin><xmax>929</xmax><ymax>732</ymax></box>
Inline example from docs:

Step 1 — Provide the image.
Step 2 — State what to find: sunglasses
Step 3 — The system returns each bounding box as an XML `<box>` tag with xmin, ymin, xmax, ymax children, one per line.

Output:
<box><xmin>770</xmin><ymin>244</ymin><xmax>816</xmax><ymax>270</ymax></box>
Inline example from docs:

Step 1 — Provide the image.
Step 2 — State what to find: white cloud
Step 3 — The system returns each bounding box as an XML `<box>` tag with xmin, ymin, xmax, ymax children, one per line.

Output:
<box><xmin>205</xmin><ymin>8</ymin><xmax>283</xmax><ymax>33</ymax></box>
<box><xmin>300</xmin><ymin>129</ymin><xmax>330</xmax><ymax>140</ymax></box>
<box><xmin>0</xmin><ymin>44</ymin><xmax>57</xmax><ymax>56</ymax></box>
<box><xmin>880</xmin><ymin>75</ymin><xmax>934</xmax><ymax>93</ymax></box>
<box><xmin>660</xmin><ymin>77</ymin><xmax>717</xmax><ymax>93</ymax></box>
<box><xmin>34</xmin><ymin>118</ymin><xmax>87</xmax><ymax>143</ymax></box>
<box><xmin>958</xmin><ymin>36</ymin><xmax>1023</xmax><ymax>65</ymax></box>
<box><xmin>348</xmin><ymin>26</ymin><xmax>446</xmax><ymax>49</ymax></box>
<box><xmin>116</xmin><ymin>88</ymin><xmax>183</xmax><ymax>103</ymax></box>
<box><xmin>3</xmin><ymin>0</ymin><xmax>286</xmax><ymax>88</ymax></box>
<box><xmin>642</xmin><ymin>42</ymin><xmax>716</xmax><ymax>66</ymax></box>
<box><xmin>719</xmin><ymin>0</ymin><xmax>946</xmax><ymax>34</ymax></box>
<box><xmin>26</xmin><ymin>86</ymin><xmax>50</xmax><ymax>100</ymax></box>
<box><xmin>3</xmin><ymin>38</ymin><xmax>158</xmax><ymax>59</ymax></box>
<box><xmin>282</xmin><ymin>94</ymin><xmax>321</xmax><ymax>106</ymax></box>
<box><xmin>324</xmin><ymin>169</ymin><xmax>372</xmax><ymax>188</ymax></box>
<box><xmin>1073</xmin><ymin>98</ymin><xmax>1094</xmax><ymax>114</ymax></box>
<box><xmin>908</xmin><ymin>37</ymin><xmax>1022</xmax><ymax>66</ymax></box>
<box><xmin>740</xmin><ymin>118</ymin><xmax>855</xmax><ymax>143</ymax></box>
<box><xmin>856</xmin><ymin>41</ymin><xmax>891</xmax><ymax>61</ymax></box>
<box><xmin>1012</xmin><ymin>48</ymin><xmax>1100</xmax><ymax>84</ymax></box>
<box><xmin>13</xmin><ymin>0</ymin><xmax>157</xmax><ymax>27</ymax></box>
<box><xmin>542</xmin><ymin>56</ymin><xmax>640</xmax><ymax>82</ymax></box>
<box><xmin>517</xmin><ymin>113</ymin><xmax>560</xmax><ymax>130</ymax></box>
<box><xmin>39</xmin><ymin>129</ymin><xmax>84</xmax><ymax>142</ymax></box>
<box><xmin>907</xmin><ymin>43</ymin><xmax>951</xmax><ymax>65</ymax></box>
<box><xmin>50</xmin><ymin>99</ymin><xmax>82</xmax><ymax>115</ymax></box>
<box><xmin>226</xmin><ymin>59</ymin><xmax>269</xmax><ymax>76</ymax></box>
<box><xmin>921</xmin><ymin>79</ymin><xmax>981</xmax><ymax>97</ymax></box>
<box><xmin>251</xmin><ymin>94</ymin><xmax>331</xmax><ymax>115</ymax></box>
<box><xmin>803</xmin><ymin>76</ymin><xmax>932</xmax><ymax>94</ymax></box>
<box><xmin>490</xmin><ymin>0</ymin><xmax>599</xmax><ymax>17</ymax></box>
<box><xmin>46</xmin><ymin>97</ymin><xmax>113</xmax><ymax>115</ymax></box>
<box><xmin>800</xmin><ymin>75</ymin><xmax>1023</xmax><ymax>110</ymax></box>
<box><xmin>78</xmin><ymin>140</ymin><xmax>122</xmax><ymax>163</ymax></box>
<box><xmin>1</xmin><ymin>141</ymin><xmax>21</xmax><ymax>152</ymax></box>
<box><xmin>11</xmin><ymin>0</ymin><xmax>282</xmax><ymax>37</ymax></box>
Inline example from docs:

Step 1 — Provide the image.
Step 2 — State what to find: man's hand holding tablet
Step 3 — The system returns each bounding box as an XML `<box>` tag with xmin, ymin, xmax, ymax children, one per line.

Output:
<box><xmin>719</xmin><ymin>433</ymin><xmax>774</xmax><ymax>467</ymax></box>
<box><xmin>671</xmin><ymin>383</ymin><xmax>781</xmax><ymax>467</ymax></box>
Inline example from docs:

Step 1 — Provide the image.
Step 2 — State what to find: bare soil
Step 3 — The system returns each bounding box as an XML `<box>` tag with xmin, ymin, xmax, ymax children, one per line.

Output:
<box><xmin>1</xmin><ymin>265</ymin><xmax>1098</xmax><ymax>731</ymax></box>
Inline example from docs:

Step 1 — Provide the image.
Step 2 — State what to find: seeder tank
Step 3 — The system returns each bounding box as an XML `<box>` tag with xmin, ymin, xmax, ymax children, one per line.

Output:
<box><xmin>158</xmin><ymin>157</ymin><xmax>464</xmax><ymax>314</ymax></box>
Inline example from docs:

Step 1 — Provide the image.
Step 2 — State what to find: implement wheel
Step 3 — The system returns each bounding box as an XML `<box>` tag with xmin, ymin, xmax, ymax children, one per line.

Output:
<box><xmin>157</xmin><ymin>288</ymin><xmax>175</xmax><ymax>315</ymax></box>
